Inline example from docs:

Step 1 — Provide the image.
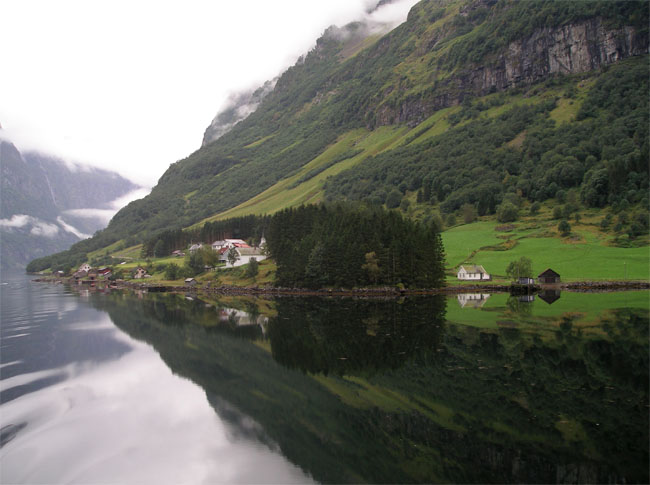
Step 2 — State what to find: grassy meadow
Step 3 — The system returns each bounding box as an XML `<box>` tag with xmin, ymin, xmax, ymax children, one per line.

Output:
<box><xmin>442</xmin><ymin>214</ymin><xmax>649</xmax><ymax>281</ymax></box>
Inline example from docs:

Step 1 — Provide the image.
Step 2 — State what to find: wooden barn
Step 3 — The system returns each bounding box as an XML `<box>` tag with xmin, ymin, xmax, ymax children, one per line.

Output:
<box><xmin>537</xmin><ymin>268</ymin><xmax>561</xmax><ymax>284</ymax></box>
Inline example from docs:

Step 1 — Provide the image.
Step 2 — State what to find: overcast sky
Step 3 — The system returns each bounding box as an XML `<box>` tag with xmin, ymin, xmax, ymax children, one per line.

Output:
<box><xmin>1</xmin><ymin>0</ymin><xmax>417</xmax><ymax>188</ymax></box>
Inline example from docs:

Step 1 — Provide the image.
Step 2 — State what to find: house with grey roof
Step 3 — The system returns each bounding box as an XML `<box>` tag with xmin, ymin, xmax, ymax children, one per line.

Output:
<box><xmin>457</xmin><ymin>264</ymin><xmax>491</xmax><ymax>281</ymax></box>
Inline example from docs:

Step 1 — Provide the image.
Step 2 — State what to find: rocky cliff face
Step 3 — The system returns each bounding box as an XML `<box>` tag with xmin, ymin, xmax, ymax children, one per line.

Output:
<box><xmin>468</xmin><ymin>17</ymin><xmax>648</xmax><ymax>93</ymax></box>
<box><xmin>375</xmin><ymin>17</ymin><xmax>649</xmax><ymax>126</ymax></box>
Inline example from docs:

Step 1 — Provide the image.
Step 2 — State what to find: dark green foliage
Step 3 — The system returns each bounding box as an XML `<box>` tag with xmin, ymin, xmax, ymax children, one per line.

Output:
<box><xmin>326</xmin><ymin>57</ymin><xmax>649</xmax><ymax>219</ymax></box>
<box><xmin>558</xmin><ymin>219</ymin><xmax>572</xmax><ymax>236</ymax></box>
<box><xmin>496</xmin><ymin>202</ymin><xmax>518</xmax><ymax>222</ymax></box>
<box><xmin>269</xmin><ymin>296</ymin><xmax>446</xmax><ymax>376</ymax></box>
<box><xmin>385</xmin><ymin>189</ymin><xmax>402</xmax><ymax>209</ymax></box>
<box><xmin>226</xmin><ymin>248</ymin><xmax>239</xmax><ymax>266</ymax></box>
<box><xmin>505</xmin><ymin>256</ymin><xmax>533</xmax><ymax>280</ymax></box>
<box><xmin>153</xmin><ymin>240</ymin><xmax>165</xmax><ymax>258</ymax></box>
<box><xmin>245</xmin><ymin>258</ymin><xmax>259</xmax><ymax>279</ymax></box>
<box><xmin>26</xmin><ymin>248</ymin><xmax>87</xmax><ymax>273</ymax></box>
<box><xmin>164</xmin><ymin>263</ymin><xmax>180</xmax><ymax>280</ymax></box>
<box><xmin>266</xmin><ymin>203</ymin><xmax>445</xmax><ymax>288</ymax></box>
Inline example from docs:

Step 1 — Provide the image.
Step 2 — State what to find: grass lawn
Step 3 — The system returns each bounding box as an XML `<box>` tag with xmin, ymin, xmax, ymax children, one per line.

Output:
<box><xmin>442</xmin><ymin>219</ymin><xmax>649</xmax><ymax>281</ymax></box>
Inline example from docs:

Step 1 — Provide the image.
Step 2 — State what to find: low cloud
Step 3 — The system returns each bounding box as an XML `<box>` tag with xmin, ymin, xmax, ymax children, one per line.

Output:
<box><xmin>367</xmin><ymin>0</ymin><xmax>419</xmax><ymax>28</ymax></box>
<box><xmin>0</xmin><ymin>214</ymin><xmax>60</xmax><ymax>239</ymax></box>
<box><xmin>56</xmin><ymin>216</ymin><xmax>91</xmax><ymax>239</ymax></box>
<box><xmin>0</xmin><ymin>214</ymin><xmax>32</xmax><ymax>228</ymax></box>
<box><xmin>109</xmin><ymin>188</ymin><xmax>151</xmax><ymax>210</ymax></box>
<box><xmin>30</xmin><ymin>221</ymin><xmax>60</xmax><ymax>238</ymax></box>
<box><xmin>62</xmin><ymin>209</ymin><xmax>115</xmax><ymax>225</ymax></box>
<box><xmin>60</xmin><ymin>188</ymin><xmax>151</xmax><ymax>230</ymax></box>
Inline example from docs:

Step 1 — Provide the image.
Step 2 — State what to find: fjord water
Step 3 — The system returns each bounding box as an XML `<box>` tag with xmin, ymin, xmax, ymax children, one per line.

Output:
<box><xmin>1</xmin><ymin>276</ymin><xmax>648</xmax><ymax>484</ymax></box>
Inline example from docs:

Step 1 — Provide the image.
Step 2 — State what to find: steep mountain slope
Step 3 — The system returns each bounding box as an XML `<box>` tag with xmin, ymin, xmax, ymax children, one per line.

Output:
<box><xmin>1</xmin><ymin>139</ymin><xmax>139</xmax><ymax>270</ymax></box>
<box><xmin>28</xmin><ymin>0</ymin><xmax>649</xmax><ymax>269</ymax></box>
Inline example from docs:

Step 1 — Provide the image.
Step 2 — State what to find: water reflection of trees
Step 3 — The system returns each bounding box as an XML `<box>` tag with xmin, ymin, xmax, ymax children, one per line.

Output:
<box><xmin>268</xmin><ymin>296</ymin><xmax>446</xmax><ymax>376</ymax></box>
<box><xmin>90</xmin><ymin>292</ymin><xmax>649</xmax><ymax>484</ymax></box>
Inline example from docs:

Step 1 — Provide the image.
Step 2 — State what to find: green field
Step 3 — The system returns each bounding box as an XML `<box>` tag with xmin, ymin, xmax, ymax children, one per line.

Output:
<box><xmin>442</xmin><ymin>219</ymin><xmax>649</xmax><ymax>281</ymax></box>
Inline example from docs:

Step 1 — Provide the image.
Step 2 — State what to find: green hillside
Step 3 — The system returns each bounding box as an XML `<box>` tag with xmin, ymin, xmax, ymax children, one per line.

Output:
<box><xmin>27</xmin><ymin>0</ymin><xmax>649</xmax><ymax>275</ymax></box>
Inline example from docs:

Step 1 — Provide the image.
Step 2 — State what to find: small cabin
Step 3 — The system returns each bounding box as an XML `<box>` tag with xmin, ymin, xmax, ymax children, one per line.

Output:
<box><xmin>457</xmin><ymin>265</ymin><xmax>491</xmax><ymax>281</ymax></box>
<box><xmin>538</xmin><ymin>268</ymin><xmax>561</xmax><ymax>284</ymax></box>
<box><xmin>185</xmin><ymin>278</ymin><xmax>197</xmax><ymax>286</ymax></box>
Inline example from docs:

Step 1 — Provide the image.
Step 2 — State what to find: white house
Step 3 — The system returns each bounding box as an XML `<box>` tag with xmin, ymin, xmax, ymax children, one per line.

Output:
<box><xmin>211</xmin><ymin>240</ymin><xmax>226</xmax><ymax>251</ymax></box>
<box><xmin>133</xmin><ymin>266</ymin><xmax>148</xmax><ymax>279</ymax></box>
<box><xmin>457</xmin><ymin>293</ymin><xmax>491</xmax><ymax>308</ymax></box>
<box><xmin>78</xmin><ymin>263</ymin><xmax>92</xmax><ymax>273</ymax></box>
<box><xmin>457</xmin><ymin>265</ymin><xmax>491</xmax><ymax>281</ymax></box>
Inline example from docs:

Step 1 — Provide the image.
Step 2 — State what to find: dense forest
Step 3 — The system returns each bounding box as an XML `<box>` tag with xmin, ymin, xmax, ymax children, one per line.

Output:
<box><xmin>325</xmin><ymin>58</ymin><xmax>649</xmax><ymax>225</ymax></box>
<box><xmin>267</xmin><ymin>204</ymin><xmax>445</xmax><ymax>288</ymax></box>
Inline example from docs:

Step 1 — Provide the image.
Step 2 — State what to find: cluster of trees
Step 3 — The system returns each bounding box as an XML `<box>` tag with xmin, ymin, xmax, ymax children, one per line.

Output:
<box><xmin>267</xmin><ymin>203</ymin><xmax>445</xmax><ymax>289</ymax></box>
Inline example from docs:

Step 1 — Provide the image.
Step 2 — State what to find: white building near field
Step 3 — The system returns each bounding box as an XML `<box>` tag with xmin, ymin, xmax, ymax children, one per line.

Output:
<box><xmin>457</xmin><ymin>265</ymin><xmax>491</xmax><ymax>281</ymax></box>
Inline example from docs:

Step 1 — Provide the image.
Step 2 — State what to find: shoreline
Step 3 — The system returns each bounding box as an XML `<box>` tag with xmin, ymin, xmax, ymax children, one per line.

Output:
<box><xmin>31</xmin><ymin>276</ymin><xmax>650</xmax><ymax>297</ymax></box>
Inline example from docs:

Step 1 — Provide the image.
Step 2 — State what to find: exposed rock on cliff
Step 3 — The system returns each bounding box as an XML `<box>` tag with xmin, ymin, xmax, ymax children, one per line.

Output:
<box><xmin>375</xmin><ymin>17</ymin><xmax>649</xmax><ymax>126</ymax></box>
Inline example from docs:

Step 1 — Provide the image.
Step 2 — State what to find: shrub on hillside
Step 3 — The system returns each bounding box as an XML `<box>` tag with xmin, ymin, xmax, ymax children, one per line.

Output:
<box><xmin>496</xmin><ymin>202</ymin><xmax>518</xmax><ymax>223</ymax></box>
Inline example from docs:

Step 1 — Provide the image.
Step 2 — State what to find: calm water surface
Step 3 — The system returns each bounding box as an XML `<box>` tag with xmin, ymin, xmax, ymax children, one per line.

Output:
<box><xmin>1</xmin><ymin>274</ymin><xmax>648</xmax><ymax>483</ymax></box>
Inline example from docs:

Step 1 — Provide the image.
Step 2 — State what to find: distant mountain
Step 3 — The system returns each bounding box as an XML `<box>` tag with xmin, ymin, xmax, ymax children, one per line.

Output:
<box><xmin>0</xmin><ymin>138</ymin><xmax>139</xmax><ymax>270</ymax></box>
<box><xmin>29</xmin><ymin>0</ymin><xmax>649</xmax><ymax>271</ymax></box>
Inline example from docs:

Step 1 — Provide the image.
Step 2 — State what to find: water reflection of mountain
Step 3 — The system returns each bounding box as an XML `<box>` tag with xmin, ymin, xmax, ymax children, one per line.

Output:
<box><xmin>90</xmin><ymin>292</ymin><xmax>649</xmax><ymax>484</ymax></box>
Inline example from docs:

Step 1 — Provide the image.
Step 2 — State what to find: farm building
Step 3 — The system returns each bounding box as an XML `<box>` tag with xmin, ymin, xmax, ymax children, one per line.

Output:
<box><xmin>538</xmin><ymin>268</ymin><xmax>561</xmax><ymax>284</ymax></box>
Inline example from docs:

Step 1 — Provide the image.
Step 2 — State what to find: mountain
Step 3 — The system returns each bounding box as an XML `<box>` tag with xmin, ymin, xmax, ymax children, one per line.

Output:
<box><xmin>202</xmin><ymin>79</ymin><xmax>277</xmax><ymax>147</ymax></box>
<box><xmin>1</xmin><ymin>138</ymin><xmax>139</xmax><ymax>270</ymax></box>
<box><xmin>28</xmin><ymin>0</ymin><xmax>649</xmax><ymax>270</ymax></box>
